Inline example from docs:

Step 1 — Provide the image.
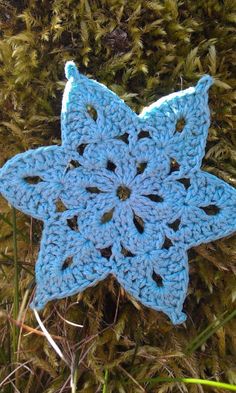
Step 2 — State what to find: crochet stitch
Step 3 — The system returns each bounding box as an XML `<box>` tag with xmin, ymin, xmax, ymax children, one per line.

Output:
<box><xmin>0</xmin><ymin>61</ymin><xmax>236</xmax><ymax>324</ymax></box>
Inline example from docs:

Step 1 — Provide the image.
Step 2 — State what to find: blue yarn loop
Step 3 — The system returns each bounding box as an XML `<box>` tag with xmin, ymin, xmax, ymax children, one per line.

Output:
<box><xmin>65</xmin><ymin>60</ymin><xmax>80</xmax><ymax>80</ymax></box>
<box><xmin>0</xmin><ymin>62</ymin><xmax>235</xmax><ymax>325</ymax></box>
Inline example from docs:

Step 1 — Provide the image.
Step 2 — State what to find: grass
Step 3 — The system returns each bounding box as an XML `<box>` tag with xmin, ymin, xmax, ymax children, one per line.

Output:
<box><xmin>144</xmin><ymin>377</ymin><xmax>236</xmax><ymax>391</ymax></box>
<box><xmin>102</xmin><ymin>369</ymin><xmax>109</xmax><ymax>393</ymax></box>
<box><xmin>185</xmin><ymin>309</ymin><xmax>236</xmax><ymax>354</ymax></box>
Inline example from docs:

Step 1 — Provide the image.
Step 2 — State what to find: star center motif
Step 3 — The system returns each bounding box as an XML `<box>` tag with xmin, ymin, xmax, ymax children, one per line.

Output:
<box><xmin>0</xmin><ymin>61</ymin><xmax>235</xmax><ymax>324</ymax></box>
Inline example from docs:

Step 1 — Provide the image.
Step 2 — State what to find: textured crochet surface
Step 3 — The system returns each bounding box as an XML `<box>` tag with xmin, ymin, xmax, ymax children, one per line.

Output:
<box><xmin>0</xmin><ymin>61</ymin><xmax>236</xmax><ymax>324</ymax></box>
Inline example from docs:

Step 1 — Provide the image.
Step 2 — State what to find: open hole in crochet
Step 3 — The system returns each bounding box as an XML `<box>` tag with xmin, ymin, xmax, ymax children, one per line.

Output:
<box><xmin>200</xmin><ymin>205</ymin><xmax>220</xmax><ymax>216</ymax></box>
<box><xmin>136</xmin><ymin>162</ymin><xmax>147</xmax><ymax>175</ymax></box>
<box><xmin>133</xmin><ymin>212</ymin><xmax>144</xmax><ymax>234</ymax></box>
<box><xmin>177</xmin><ymin>178</ymin><xmax>190</xmax><ymax>190</ymax></box>
<box><xmin>144</xmin><ymin>194</ymin><xmax>164</xmax><ymax>203</ymax></box>
<box><xmin>115</xmin><ymin>132</ymin><xmax>129</xmax><ymax>144</ymax></box>
<box><xmin>152</xmin><ymin>271</ymin><xmax>163</xmax><ymax>287</ymax></box>
<box><xmin>117</xmin><ymin>185</ymin><xmax>131</xmax><ymax>201</ymax></box>
<box><xmin>24</xmin><ymin>176</ymin><xmax>43</xmax><ymax>184</ymax></box>
<box><xmin>65</xmin><ymin>160</ymin><xmax>81</xmax><ymax>174</ymax></box>
<box><xmin>62</xmin><ymin>256</ymin><xmax>73</xmax><ymax>270</ymax></box>
<box><xmin>121</xmin><ymin>245</ymin><xmax>135</xmax><ymax>257</ymax></box>
<box><xmin>67</xmin><ymin>216</ymin><xmax>79</xmax><ymax>231</ymax></box>
<box><xmin>67</xmin><ymin>160</ymin><xmax>81</xmax><ymax>170</ymax></box>
<box><xmin>162</xmin><ymin>236</ymin><xmax>173</xmax><ymax>250</ymax></box>
<box><xmin>99</xmin><ymin>246</ymin><xmax>112</xmax><ymax>259</ymax></box>
<box><xmin>86</xmin><ymin>104</ymin><xmax>97</xmax><ymax>121</ymax></box>
<box><xmin>175</xmin><ymin>117</ymin><xmax>186</xmax><ymax>133</ymax></box>
<box><xmin>138</xmin><ymin>130</ymin><xmax>151</xmax><ymax>139</ymax></box>
<box><xmin>101</xmin><ymin>208</ymin><xmax>114</xmax><ymax>224</ymax></box>
<box><xmin>77</xmin><ymin>143</ymin><xmax>88</xmax><ymax>156</ymax></box>
<box><xmin>56</xmin><ymin>199</ymin><xmax>68</xmax><ymax>212</ymax></box>
<box><xmin>107</xmin><ymin>160</ymin><xmax>116</xmax><ymax>172</ymax></box>
<box><xmin>168</xmin><ymin>218</ymin><xmax>181</xmax><ymax>231</ymax></box>
<box><xmin>169</xmin><ymin>158</ymin><xmax>180</xmax><ymax>174</ymax></box>
<box><xmin>86</xmin><ymin>186</ymin><xmax>103</xmax><ymax>194</ymax></box>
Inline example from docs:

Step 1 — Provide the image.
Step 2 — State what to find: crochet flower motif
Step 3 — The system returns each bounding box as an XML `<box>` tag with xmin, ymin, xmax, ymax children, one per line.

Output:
<box><xmin>0</xmin><ymin>62</ymin><xmax>236</xmax><ymax>324</ymax></box>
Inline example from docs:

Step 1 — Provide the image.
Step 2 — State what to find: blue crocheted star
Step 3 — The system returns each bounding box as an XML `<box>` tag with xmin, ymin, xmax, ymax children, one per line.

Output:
<box><xmin>0</xmin><ymin>61</ymin><xmax>236</xmax><ymax>324</ymax></box>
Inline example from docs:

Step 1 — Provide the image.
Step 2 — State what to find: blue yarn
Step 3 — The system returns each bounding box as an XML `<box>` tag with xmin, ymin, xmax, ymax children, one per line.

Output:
<box><xmin>0</xmin><ymin>61</ymin><xmax>236</xmax><ymax>324</ymax></box>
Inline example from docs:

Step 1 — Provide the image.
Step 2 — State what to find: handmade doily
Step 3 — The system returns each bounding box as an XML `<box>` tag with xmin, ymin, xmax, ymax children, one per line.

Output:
<box><xmin>0</xmin><ymin>61</ymin><xmax>235</xmax><ymax>324</ymax></box>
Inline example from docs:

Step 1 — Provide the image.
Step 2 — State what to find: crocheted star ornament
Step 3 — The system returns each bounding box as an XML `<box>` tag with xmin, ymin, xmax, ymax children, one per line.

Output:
<box><xmin>0</xmin><ymin>62</ymin><xmax>236</xmax><ymax>325</ymax></box>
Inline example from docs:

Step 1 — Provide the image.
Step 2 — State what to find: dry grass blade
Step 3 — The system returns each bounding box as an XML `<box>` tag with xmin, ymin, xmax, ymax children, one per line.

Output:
<box><xmin>56</xmin><ymin>309</ymin><xmax>83</xmax><ymax>328</ymax></box>
<box><xmin>33</xmin><ymin>309</ymin><xmax>69</xmax><ymax>366</ymax></box>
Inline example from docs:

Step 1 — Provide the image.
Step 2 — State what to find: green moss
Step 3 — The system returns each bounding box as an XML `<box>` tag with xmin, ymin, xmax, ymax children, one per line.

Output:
<box><xmin>0</xmin><ymin>1</ymin><xmax>235</xmax><ymax>392</ymax></box>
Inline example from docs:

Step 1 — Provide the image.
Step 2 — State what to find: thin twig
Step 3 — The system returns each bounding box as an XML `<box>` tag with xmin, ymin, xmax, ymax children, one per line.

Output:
<box><xmin>0</xmin><ymin>360</ymin><xmax>32</xmax><ymax>388</ymax></box>
<box><xmin>59</xmin><ymin>375</ymin><xmax>71</xmax><ymax>393</ymax></box>
<box><xmin>118</xmin><ymin>365</ymin><xmax>146</xmax><ymax>392</ymax></box>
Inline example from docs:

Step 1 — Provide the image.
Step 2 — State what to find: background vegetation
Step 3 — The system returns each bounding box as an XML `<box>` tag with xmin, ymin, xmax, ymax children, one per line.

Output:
<box><xmin>0</xmin><ymin>0</ymin><xmax>236</xmax><ymax>392</ymax></box>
